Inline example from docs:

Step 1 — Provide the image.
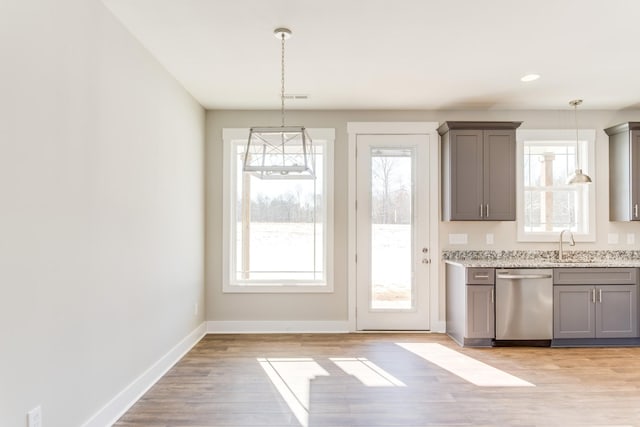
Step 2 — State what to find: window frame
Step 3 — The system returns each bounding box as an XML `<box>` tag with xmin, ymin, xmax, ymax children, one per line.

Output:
<box><xmin>222</xmin><ymin>128</ymin><xmax>335</xmax><ymax>293</ymax></box>
<box><xmin>516</xmin><ymin>129</ymin><xmax>596</xmax><ymax>242</ymax></box>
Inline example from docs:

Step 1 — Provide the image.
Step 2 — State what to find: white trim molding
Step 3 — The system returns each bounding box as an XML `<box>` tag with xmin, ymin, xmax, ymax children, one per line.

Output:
<box><xmin>207</xmin><ymin>320</ymin><xmax>350</xmax><ymax>333</ymax></box>
<box><xmin>81</xmin><ymin>322</ymin><xmax>206</xmax><ymax>427</ymax></box>
<box><xmin>346</xmin><ymin>122</ymin><xmax>443</xmax><ymax>333</ymax></box>
<box><xmin>221</xmin><ymin>128</ymin><xmax>336</xmax><ymax>293</ymax></box>
<box><xmin>516</xmin><ymin>128</ymin><xmax>597</xmax><ymax>242</ymax></box>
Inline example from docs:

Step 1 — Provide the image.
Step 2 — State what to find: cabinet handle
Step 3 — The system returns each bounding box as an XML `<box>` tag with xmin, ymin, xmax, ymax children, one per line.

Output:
<box><xmin>592</xmin><ymin>288</ymin><xmax>596</xmax><ymax>303</ymax></box>
<box><xmin>474</xmin><ymin>275</ymin><xmax>490</xmax><ymax>279</ymax></box>
<box><xmin>486</xmin><ymin>204</ymin><xmax>490</xmax><ymax>218</ymax></box>
<box><xmin>635</xmin><ymin>204</ymin><xmax>639</xmax><ymax>219</ymax></box>
<box><xmin>598</xmin><ymin>288</ymin><xmax>602</xmax><ymax>303</ymax></box>
<box><xmin>479</xmin><ymin>204</ymin><xmax>483</xmax><ymax>218</ymax></box>
<box><xmin>491</xmin><ymin>288</ymin><xmax>494</xmax><ymax>304</ymax></box>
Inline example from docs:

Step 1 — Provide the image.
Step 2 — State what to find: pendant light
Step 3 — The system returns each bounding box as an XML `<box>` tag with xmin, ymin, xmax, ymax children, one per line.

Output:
<box><xmin>567</xmin><ymin>99</ymin><xmax>592</xmax><ymax>184</ymax></box>
<box><xmin>243</xmin><ymin>28</ymin><xmax>315</xmax><ymax>180</ymax></box>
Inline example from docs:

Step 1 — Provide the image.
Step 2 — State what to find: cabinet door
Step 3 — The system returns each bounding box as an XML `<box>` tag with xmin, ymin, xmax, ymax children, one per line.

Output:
<box><xmin>466</xmin><ymin>285</ymin><xmax>494</xmax><ymax>338</ymax></box>
<box><xmin>553</xmin><ymin>285</ymin><xmax>595</xmax><ymax>339</ymax></box>
<box><xmin>596</xmin><ymin>285</ymin><xmax>638</xmax><ymax>338</ymax></box>
<box><xmin>631</xmin><ymin>130</ymin><xmax>640</xmax><ymax>220</ymax></box>
<box><xmin>483</xmin><ymin>130</ymin><xmax>516</xmax><ymax>220</ymax></box>
<box><xmin>449</xmin><ymin>130</ymin><xmax>484</xmax><ymax>220</ymax></box>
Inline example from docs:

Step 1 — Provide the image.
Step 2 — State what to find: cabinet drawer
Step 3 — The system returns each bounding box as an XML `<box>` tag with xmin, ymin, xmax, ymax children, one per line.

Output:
<box><xmin>554</xmin><ymin>268</ymin><xmax>638</xmax><ymax>285</ymax></box>
<box><xmin>466</xmin><ymin>268</ymin><xmax>495</xmax><ymax>285</ymax></box>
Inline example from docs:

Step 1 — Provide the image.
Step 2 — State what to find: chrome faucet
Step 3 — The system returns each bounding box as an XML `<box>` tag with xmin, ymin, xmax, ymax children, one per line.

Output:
<box><xmin>559</xmin><ymin>229</ymin><xmax>575</xmax><ymax>261</ymax></box>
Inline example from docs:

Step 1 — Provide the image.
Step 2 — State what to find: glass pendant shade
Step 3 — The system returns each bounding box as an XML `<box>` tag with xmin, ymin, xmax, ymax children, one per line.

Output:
<box><xmin>243</xmin><ymin>28</ymin><xmax>315</xmax><ymax>180</ymax></box>
<box><xmin>244</xmin><ymin>126</ymin><xmax>315</xmax><ymax>179</ymax></box>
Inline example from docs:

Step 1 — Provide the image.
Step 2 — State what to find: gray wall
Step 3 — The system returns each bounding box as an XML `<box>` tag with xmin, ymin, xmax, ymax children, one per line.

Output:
<box><xmin>0</xmin><ymin>1</ymin><xmax>205</xmax><ymax>426</ymax></box>
<box><xmin>206</xmin><ymin>109</ymin><xmax>640</xmax><ymax>324</ymax></box>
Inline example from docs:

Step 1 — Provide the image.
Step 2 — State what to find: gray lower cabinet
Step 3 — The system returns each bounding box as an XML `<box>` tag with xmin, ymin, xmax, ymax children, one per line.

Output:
<box><xmin>466</xmin><ymin>285</ymin><xmax>494</xmax><ymax>338</ymax></box>
<box><xmin>446</xmin><ymin>264</ymin><xmax>494</xmax><ymax>346</ymax></box>
<box><xmin>439</xmin><ymin>121</ymin><xmax>522</xmax><ymax>221</ymax></box>
<box><xmin>554</xmin><ymin>285</ymin><xmax>595</xmax><ymax>339</ymax></box>
<box><xmin>553</xmin><ymin>268</ymin><xmax>639</xmax><ymax>339</ymax></box>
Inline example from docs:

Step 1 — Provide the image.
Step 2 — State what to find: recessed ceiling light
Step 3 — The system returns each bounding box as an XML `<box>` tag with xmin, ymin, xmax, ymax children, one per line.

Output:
<box><xmin>520</xmin><ymin>74</ymin><xmax>541</xmax><ymax>82</ymax></box>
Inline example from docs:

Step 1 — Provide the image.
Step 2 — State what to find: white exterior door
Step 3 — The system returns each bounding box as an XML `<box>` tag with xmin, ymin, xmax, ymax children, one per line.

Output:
<box><xmin>355</xmin><ymin>134</ymin><xmax>431</xmax><ymax>330</ymax></box>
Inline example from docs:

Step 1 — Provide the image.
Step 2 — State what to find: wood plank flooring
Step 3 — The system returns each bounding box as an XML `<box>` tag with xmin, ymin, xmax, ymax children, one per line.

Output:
<box><xmin>114</xmin><ymin>333</ymin><xmax>640</xmax><ymax>427</ymax></box>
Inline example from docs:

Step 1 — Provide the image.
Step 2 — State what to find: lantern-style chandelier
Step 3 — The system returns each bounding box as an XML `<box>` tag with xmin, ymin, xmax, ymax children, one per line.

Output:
<box><xmin>243</xmin><ymin>28</ymin><xmax>315</xmax><ymax>179</ymax></box>
<box><xmin>567</xmin><ymin>99</ymin><xmax>592</xmax><ymax>184</ymax></box>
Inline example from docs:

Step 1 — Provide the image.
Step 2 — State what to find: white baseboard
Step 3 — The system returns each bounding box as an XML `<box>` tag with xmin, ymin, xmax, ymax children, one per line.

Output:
<box><xmin>206</xmin><ymin>320</ymin><xmax>350</xmax><ymax>333</ymax></box>
<box><xmin>82</xmin><ymin>322</ymin><xmax>206</xmax><ymax>427</ymax></box>
<box><xmin>430</xmin><ymin>320</ymin><xmax>446</xmax><ymax>334</ymax></box>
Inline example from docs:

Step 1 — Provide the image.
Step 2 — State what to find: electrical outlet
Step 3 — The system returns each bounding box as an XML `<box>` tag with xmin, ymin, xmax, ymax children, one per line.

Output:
<box><xmin>27</xmin><ymin>406</ymin><xmax>42</xmax><ymax>427</ymax></box>
<box><xmin>627</xmin><ymin>233</ymin><xmax>635</xmax><ymax>245</ymax></box>
<box><xmin>486</xmin><ymin>233</ymin><xmax>494</xmax><ymax>245</ymax></box>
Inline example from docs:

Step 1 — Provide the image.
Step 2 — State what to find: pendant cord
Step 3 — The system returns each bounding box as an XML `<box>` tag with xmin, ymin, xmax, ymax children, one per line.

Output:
<box><xmin>281</xmin><ymin>32</ymin><xmax>285</xmax><ymax>128</ymax></box>
<box><xmin>574</xmin><ymin>103</ymin><xmax>579</xmax><ymax>170</ymax></box>
<box><xmin>569</xmin><ymin>99</ymin><xmax>583</xmax><ymax>172</ymax></box>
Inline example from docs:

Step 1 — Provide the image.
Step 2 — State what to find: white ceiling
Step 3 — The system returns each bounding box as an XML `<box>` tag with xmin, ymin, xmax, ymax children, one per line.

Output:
<box><xmin>103</xmin><ymin>0</ymin><xmax>640</xmax><ymax>111</ymax></box>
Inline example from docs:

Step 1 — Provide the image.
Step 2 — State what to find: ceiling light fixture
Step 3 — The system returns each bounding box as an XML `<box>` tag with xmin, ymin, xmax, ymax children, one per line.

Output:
<box><xmin>520</xmin><ymin>74</ymin><xmax>540</xmax><ymax>82</ymax></box>
<box><xmin>243</xmin><ymin>28</ymin><xmax>314</xmax><ymax>180</ymax></box>
<box><xmin>567</xmin><ymin>99</ymin><xmax>592</xmax><ymax>184</ymax></box>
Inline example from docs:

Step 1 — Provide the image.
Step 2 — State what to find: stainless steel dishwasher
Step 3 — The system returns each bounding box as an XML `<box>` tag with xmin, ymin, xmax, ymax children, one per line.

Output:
<box><xmin>494</xmin><ymin>269</ymin><xmax>554</xmax><ymax>346</ymax></box>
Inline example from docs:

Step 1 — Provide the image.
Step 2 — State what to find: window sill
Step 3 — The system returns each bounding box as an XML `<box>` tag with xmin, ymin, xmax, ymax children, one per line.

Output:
<box><xmin>223</xmin><ymin>283</ymin><xmax>334</xmax><ymax>294</ymax></box>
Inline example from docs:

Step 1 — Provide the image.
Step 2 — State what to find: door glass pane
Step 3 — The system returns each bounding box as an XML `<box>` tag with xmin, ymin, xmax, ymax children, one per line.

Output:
<box><xmin>370</xmin><ymin>148</ymin><xmax>413</xmax><ymax>309</ymax></box>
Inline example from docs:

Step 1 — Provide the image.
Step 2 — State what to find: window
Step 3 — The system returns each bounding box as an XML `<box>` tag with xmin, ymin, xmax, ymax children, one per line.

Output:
<box><xmin>517</xmin><ymin>129</ymin><xmax>596</xmax><ymax>242</ymax></box>
<box><xmin>222</xmin><ymin>128</ymin><xmax>334</xmax><ymax>292</ymax></box>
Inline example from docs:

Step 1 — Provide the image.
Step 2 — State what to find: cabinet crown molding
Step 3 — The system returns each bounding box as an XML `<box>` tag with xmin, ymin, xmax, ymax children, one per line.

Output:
<box><xmin>437</xmin><ymin>121</ymin><xmax>522</xmax><ymax>136</ymax></box>
<box><xmin>604</xmin><ymin>122</ymin><xmax>640</xmax><ymax>136</ymax></box>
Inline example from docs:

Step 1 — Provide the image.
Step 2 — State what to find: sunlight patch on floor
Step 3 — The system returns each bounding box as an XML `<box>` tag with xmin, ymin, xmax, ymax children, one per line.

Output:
<box><xmin>397</xmin><ymin>343</ymin><xmax>535</xmax><ymax>387</ymax></box>
<box><xmin>257</xmin><ymin>357</ymin><xmax>328</xmax><ymax>427</ymax></box>
<box><xmin>330</xmin><ymin>357</ymin><xmax>406</xmax><ymax>387</ymax></box>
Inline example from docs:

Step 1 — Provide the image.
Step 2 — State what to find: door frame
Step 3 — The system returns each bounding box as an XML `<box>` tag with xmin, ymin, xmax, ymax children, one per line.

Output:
<box><xmin>347</xmin><ymin>122</ymin><xmax>442</xmax><ymax>332</ymax></box>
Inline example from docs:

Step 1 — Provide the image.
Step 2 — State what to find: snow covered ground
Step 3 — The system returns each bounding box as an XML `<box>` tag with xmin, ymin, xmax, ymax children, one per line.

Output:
<box><xmin>237</xmin><ymin>222</ymin><xmax>412</xmax><ymax>307</ymax></box>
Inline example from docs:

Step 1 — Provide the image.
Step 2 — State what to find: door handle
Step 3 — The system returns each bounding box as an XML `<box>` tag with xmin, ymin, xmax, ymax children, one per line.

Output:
<box><xmin>496</xmin><ymin>274</ymin><xmax>552</xmax><ymax>280</ymax></box>
<box><xmin>422</xmin><ymin>258</ymin><xmax>431</xmax><ymax>264</ymax></box>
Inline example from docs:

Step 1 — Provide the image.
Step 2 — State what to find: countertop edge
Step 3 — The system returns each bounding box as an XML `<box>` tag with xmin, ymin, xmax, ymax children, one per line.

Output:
<box><xmin>444</xmin><ymin>259</ymin><xmax>640</xmax><ymax>268</ymax></box>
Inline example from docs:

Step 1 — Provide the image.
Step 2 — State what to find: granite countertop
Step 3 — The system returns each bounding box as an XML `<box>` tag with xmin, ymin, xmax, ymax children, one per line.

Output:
<box><xmin>442</xmin><ymin>250</ymin><xmax>640</xmax><ymax>268</ymax></box>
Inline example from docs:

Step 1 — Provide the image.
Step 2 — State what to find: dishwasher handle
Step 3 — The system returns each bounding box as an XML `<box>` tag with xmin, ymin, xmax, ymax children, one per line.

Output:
<box><xmin>496</xmin><ymin>273</ymin><xmax>553</xmax><ymax>280</ymax></box>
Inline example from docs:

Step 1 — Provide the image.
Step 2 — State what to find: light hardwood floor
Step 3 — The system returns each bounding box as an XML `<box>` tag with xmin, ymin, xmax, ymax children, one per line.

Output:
<box><xmin>115</xmin><ymin>333</ymin><xmax>640</xmax><ymax>427</ymax></box>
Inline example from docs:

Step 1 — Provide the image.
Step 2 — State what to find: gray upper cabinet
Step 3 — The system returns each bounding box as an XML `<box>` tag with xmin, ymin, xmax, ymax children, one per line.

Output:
<box><xmin>439</xmin><ymin>121</ymin><xmax>522</xmax><ymax>221</ymax></box>
<box><xmin>605</xmin><ymin>122</ymin><xmax>640</xmax><ymax>221</ymax></box>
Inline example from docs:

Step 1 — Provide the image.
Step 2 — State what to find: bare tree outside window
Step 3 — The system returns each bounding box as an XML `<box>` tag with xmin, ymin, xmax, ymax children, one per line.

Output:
<box><xmin>371</xmin><ymin>154</ymin><xmax>411</xmax><ymax>225</ymax></box>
